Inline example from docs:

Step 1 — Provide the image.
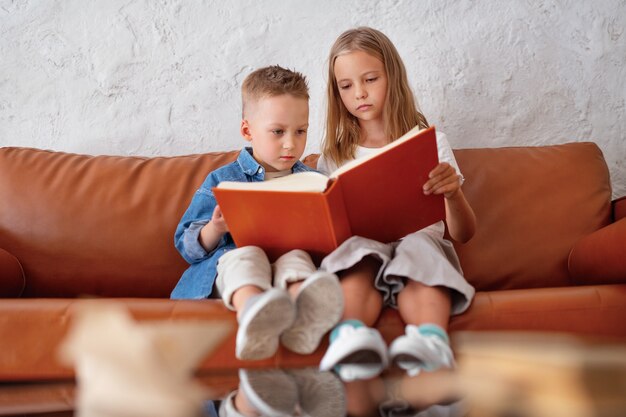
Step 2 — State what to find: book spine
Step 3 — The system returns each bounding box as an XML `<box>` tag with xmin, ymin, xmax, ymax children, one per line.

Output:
<box><xmin>324</xmin><ymin>180</ymin><xmax>351</xmax><ymax>248</ymax></box>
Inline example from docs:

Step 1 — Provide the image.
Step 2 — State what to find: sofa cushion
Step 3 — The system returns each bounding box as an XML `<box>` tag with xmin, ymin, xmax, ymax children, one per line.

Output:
<box><xmin>452</xmin><ymin>142</ymin><xmax>611</xmax><ymax>291</ymax></box>
<box><xmin>568</xmin><ymin>218</ymin><xmax>626</xmax><ymax>285</ymax></box>
<box><xmin>0</xmin><ymin>147</ymin><xmax>239</xmax><ymax>297</ymax></box>
<box><xmin>0</xmin><ymin>248</ymin><xmax>25</xmax><ymax>297</ymax></box>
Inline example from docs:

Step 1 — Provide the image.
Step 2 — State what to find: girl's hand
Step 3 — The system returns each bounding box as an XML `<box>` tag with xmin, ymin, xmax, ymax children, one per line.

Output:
<box><xmin>423</xmin><ymin>162</ymin><xmax>463</xmax><ymax>199</ymax></box>
<box><xmin>211</xmin><ymin>205</ymin><xmax>229</xmax><ymax>234</ymax></box>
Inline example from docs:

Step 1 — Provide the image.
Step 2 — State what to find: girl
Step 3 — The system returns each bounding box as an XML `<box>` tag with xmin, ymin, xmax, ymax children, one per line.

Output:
<box><xmin>318</xmin><ymin>27</ymin><xmax>476</xmax><ymax>380</ymax></box>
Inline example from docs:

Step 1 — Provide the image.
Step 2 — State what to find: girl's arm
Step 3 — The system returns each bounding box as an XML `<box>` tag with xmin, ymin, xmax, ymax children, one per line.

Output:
<box><xmin>423</xmin><ymin>162</ymin><xmax>476</xmax><ymax>243</ymax></box>
<box><xmin>443</xmin><ymin>188</ymin><xmax>476</xmax><ymax>243</ymax></box>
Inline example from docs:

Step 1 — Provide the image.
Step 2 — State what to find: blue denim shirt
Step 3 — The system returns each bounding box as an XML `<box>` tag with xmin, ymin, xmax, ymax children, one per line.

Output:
<box><xmin>170</xmin><ymin>147</ymin><xmax>316</xmax><ymax>299</ymax></box>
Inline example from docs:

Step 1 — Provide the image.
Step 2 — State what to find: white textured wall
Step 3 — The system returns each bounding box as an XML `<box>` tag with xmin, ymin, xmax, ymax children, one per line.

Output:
<box><xmin>1</xmin><ymin>0</ymin><xmax>625</xmax><ymax>197</ymax></box>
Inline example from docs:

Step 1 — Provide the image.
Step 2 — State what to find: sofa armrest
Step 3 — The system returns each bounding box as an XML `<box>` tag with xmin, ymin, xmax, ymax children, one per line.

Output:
<box><xmin>613</xmin><ymin>196</ymin><xmax>626</xmax><ymax>221</ymax></box>
<box><xmin>0</xmin><ymin>248</ymin><xmax>25</xmax><ymax>297</ymax></box>
<box><xmin>568</xmin><ymin>217</ymin><xmax>626</xmax><ymax>285</ymax></box>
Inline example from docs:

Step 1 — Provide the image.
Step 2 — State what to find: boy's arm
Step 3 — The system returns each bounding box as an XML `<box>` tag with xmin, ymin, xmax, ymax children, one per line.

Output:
<box><xmin>175</xmin><ymin>174</ymin><xmax>226</xmax><ymax>264</ymax></box>
<box><xmin>198</xmin><ymin>205</ymin><xmax>229</xmax><ymax>252</ymax></box>
<box><xmin>423</xmin><ymin>162</ymin><xmax>476</xmax><ymax>243</ymax></box>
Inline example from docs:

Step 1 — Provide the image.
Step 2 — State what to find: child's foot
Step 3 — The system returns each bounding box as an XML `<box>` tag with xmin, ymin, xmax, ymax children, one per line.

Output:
<box><xmin>238</xmin><ymin>369</ymin><xmax>298</xmax><ymax>416</ymax></box>
<box><xmin>281</xmin><ymin>271</ymin><xmax>343</xmax><ymax>354</ymax></box>
<box><xmin>388</xmin><ymin>324</ymin><xmax>455</xmax><ymax>376</ymax></box>
<box><xmin>319</xmin><ymin>320</ymin><xmax>388</xmax><ymax>381</ymax></box>
<box><xmin>236</xmin><ymin>288</ymin><xmax>295</xmax><ymax>360</ymax></box>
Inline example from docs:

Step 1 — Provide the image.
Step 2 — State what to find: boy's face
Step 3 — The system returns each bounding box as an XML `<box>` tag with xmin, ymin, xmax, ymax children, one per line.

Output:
<box><xmin>241</xmin><ymin>94</ymin><xmax>309</xmax><ymax>173</ymax></box>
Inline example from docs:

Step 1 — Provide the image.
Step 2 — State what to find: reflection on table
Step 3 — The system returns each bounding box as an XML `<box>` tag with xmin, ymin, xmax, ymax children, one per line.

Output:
<box><xmin>204</xmin><ymin>367</ymin><xmax>464</xmax><ymax>417</ymax></box>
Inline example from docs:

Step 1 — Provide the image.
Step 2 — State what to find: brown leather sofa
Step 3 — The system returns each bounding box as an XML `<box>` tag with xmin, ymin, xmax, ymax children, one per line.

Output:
<box><xmin>1</xmin><ymin>142</ymin><xmax>625</xmax><ymax>382</ymax></box>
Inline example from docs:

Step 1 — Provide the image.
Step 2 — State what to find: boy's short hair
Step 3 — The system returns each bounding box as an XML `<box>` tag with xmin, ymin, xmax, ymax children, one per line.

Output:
<box><xmin>242</xmin><ymin>65</ymin><xmax>309</xmax><ymax>118</ymax></box>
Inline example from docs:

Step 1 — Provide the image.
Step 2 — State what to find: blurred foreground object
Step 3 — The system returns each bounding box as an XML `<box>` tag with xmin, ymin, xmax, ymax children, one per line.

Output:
<box><xmin>58</xmin><ymin>302</ymin><xmax>232</xmax><ymax>417</ymax></box>
<box><xmin>455</xmin><ymin>332</ymin><xmax>626</xmax><ymax>417</ymax></box>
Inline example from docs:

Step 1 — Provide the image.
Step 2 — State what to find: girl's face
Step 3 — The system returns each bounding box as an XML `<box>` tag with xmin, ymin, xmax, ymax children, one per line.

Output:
<box><xmin>333</xmin><ymin>50</ymin><xmax>388</xmax><ymax>125</ymax></box>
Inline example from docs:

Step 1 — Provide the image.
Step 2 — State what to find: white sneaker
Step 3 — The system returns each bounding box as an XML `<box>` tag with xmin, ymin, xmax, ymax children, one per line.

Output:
<box><xmin>388</xmin><ymin>325</ymin><xmax>455</xmax><ymax>376</ymax></box>
<box><xmin>319</xmin><ymin>321</ymin><xmax>388</xmax><ymax>381</ymax></box>
<box><xmin>236</xmin><ymin>289</ymin><xmax>296</xmax><ymax>360</ymax></box>
<box><xmin>281</xmin><ymin>271</ymin><xmax>343</xmax><ymax>354</ymax></box>
<box><xmin>238</xmin><ymin>369</ymin><xmax>298</xmax><ymax>417</ymax></box>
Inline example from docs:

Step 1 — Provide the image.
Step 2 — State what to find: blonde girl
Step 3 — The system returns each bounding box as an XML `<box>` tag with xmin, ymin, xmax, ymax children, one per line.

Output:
<box><xmin>318</xmin><ymin>27</ymin><xmax>476</xmax><ymax>380</ymax></box>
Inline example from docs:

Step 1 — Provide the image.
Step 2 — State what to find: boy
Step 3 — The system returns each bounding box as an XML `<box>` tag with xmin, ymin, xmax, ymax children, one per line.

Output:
<box><xmin>171</xmin><ymin>66</ymin><xmax>343</xmax><ymax>361</ymax></box>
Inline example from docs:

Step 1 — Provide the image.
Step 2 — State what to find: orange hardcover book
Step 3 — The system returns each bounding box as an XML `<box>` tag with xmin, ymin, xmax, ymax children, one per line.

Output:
<box><xmin>213</xmin><ymin>126</ymin><xmax>444</xmax><ymax>263</ymax></box>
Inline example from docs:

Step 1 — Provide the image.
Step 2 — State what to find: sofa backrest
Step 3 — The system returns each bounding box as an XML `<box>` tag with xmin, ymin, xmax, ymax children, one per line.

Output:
<box><xmin>0</xmin><ymin>142</ymin><xmax>612</xmax><ymax>297</ymax></box>
<box><xmin>451</xmin><ymin>142</ymin><xmax>611</xmax><ymax>291</ymax></box>
<box><xmin>0</xmin><ymin>147</ymin><xmax>239</xmax><ymax>297</ymax></box>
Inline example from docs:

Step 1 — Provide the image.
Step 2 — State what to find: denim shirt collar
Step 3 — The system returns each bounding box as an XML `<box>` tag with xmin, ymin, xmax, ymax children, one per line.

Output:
<box><xmin>237</xmin><ymin>147</ymin><xmax>312</xmax><ymax>176</ymax></box>
<box><xmin>237</xmin><ymin>147</ymin><xmax>265</xmax><ymax>176</ymax></box>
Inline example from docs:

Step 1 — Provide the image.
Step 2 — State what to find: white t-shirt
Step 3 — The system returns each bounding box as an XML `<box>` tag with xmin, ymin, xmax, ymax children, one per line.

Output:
<box><xmin>316</xmin><ymin>130</ymin><xmax>462</xmax><ymax>238</ymax></box>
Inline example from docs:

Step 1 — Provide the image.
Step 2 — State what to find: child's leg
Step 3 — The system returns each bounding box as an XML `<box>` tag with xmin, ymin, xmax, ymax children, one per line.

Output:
<box><xmin>273</xmin><ymin>249</ymin><xmax>343</xmax><ymax>354</ymax></box>
<box><xmin>319</xmin><ymin>237</ymin><xmax>392</xmax><ymax>380</ymax></box>
<box><xmin>231</xmin><ymin>285</ymin><xmax>264</xmax><ymax>315</ymax></box>
<box><xmin>338</xmin><ymin>255</ymin><xmax>384</xmax><ymax>326</ymax></box>
<box><xmin>216</xmin><ymin>246</ymin><xmax>295</xmax><ymax>360</ymax></box>
<box><xmin>321</xmin><ymin>236</ymin><xmax>392</xmax><ymax>326</ymax></box>
<box><xmin>396</xmin><ymin>282</ymin><xmax>451</xmax><ymax>329</ymax></box>
<box><xmin>383</xmin><ymin>232</ymin><xmax>474</xmax><ymax>375</ymax></box>
<box><xmin>321</xmin><ymin>257</ymin><xmax>387</xmax><ymax>380</ymax></box>
<box><xmin>272</xmin><ymin>249</ymin><xmax>316</xmax><ymax>297</ymax></box>
<box><xmin>384</xmin><ymin>232</ymin><xmax>474</xmax><ymax>317</ymax></box>
<box><xmin>391</xmin><ymin>282</ymin><xmax>456</xmax><ymax>374</ymax></box>
<box><xmin>216</xmin><ymin>246</ymin><xmax>273</xmax><ymax>312</ymax></box>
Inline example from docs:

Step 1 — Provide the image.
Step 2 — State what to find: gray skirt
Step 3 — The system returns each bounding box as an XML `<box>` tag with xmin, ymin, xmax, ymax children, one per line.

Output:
<box><xmin>320</xmin><ymin>231</ymin><xmax>475</xmax><ymax>315</ymax></box>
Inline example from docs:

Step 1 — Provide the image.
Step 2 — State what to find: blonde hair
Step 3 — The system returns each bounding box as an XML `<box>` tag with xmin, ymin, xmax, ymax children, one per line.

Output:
<box><xmin>242</xmin><ymin>65</ymin><xmax>309</xmax><ymax>118</ymax></box>
<box><xmin>322</xmin><ymin>27</ymin><xmax>429</xmax><ymax>166</ymax></box>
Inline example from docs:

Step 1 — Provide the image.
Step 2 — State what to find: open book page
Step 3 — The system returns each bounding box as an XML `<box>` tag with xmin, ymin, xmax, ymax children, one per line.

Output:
<box><xmin>329</xmin><ymin>125</ymin><xmax>424</xmax><ymax>178</ymax></box>
<box><xmin>212</xmin><ymin>126</ymin><xmax>441</xmax><ymax>261</ymax></box>
<box><xmin>334</xmin><ymin>126</ymin><xmax>442</xmax><ymax>242</ymax></box>
<box><xmin>216</xmin><ymin>170</ymin><xmax>330</xmax><ymax>192</ymax></box>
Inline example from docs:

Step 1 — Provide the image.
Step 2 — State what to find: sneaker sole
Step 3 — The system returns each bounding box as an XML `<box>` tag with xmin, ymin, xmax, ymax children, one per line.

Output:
<box><xmin>288</xmin><ymin>369</ymin><xmax>346</xmax><ymax>417</ymax></box>
<box><xmin>239</xmin><ymin>369</ymin><xmax>298</xmax><ymax>416</ymax></box>
<box><xmin>281</xmin><ymin>272</ymin><xmax>343</xmax><ymax>354</ymax></box>
<box><xmin>237</xmin><ymin>290</ymin><xmax>295</xmax><ymax>360</ymax></box>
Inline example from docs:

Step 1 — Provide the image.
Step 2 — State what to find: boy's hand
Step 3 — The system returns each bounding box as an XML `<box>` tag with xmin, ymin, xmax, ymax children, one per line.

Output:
<box><xmin>423</xmin><ymin>162</ymin><xmax>463</xmax><ymax>199</ymax></box>
<box><xmin>211</xmin><ymin>205</ymin><xmax>229</xmax><ymax>234</ymax></box>
<box><xmin>199</xmin><ymin>205</ymin><xmax>229</xmax><ymax>253</ymax></box>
